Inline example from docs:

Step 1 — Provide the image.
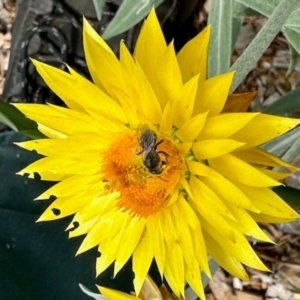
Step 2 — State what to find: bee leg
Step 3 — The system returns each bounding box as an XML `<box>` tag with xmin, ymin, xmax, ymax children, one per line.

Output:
<box><xmin>157</xmin><ymin>151</ymin><xmax>169</xmax><ymax>157</ymax></box>
<box><xmin>154</xmin><ymin>139</ymin><xmax>164</xmax><ymax>149</ymax></box>
<box><xmin>133</xmin><ymin>148</ymin><xmax>143</xmax><ymax>155</ymax></box>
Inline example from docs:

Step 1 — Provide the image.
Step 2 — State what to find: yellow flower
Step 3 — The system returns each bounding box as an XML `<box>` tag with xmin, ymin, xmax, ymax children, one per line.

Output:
<box><xmin>15</xmin><ymin>8</ymin><xmax>299</xmax><ymax>300</ymax></box>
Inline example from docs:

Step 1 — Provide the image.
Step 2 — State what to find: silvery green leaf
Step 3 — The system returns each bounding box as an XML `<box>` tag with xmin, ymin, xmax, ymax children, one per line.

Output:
<box><xmin>208</xmin><ymin>0</ymin><xmax>233</xmax><ymax>77</ymax></box>
<box><xmin>234</xmin><ymin>0</ymin><xmax>279</xmax><ymax>16</ymax></box>
<box><xmin>92</xmin><ymin>0</ymin><xmax>106</xmax><ymax>20</ymax></box>
<box><xmin>260</xmin><ymin>127</ymin><xmax>300</xmax><ymax>157</ymax></box>
<box><xmin>230</xmin><ymin>0</ymin><xmax>299</xmax><ymax>92</ymax></box>
<box><xmin>102</xmin><ymin>0</ymin><xmax>164</xmax><ymax>40</ymax></box>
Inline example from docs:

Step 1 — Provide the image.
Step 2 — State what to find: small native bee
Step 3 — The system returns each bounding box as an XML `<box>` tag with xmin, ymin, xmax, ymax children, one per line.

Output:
<box><xmin>136</xmin><ymin>124</ymin><xmax>168</xmax><ymax>175</ymax></box>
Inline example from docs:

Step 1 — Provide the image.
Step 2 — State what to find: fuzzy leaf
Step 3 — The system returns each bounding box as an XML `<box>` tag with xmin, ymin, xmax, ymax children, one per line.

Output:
<box><xmin>102</xmin><ymin>0</ymin><xmax>164</xmax><ymax>40</ymax></box>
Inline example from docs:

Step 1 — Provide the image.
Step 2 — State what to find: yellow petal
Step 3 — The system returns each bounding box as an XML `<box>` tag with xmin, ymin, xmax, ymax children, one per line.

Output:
<box><xmin>198</xmin><ymin>113</ymin><xmax>258</xmax><ymax>140</ymax></box>
<box><xmin>119</xmin><ymin>41</ymin><xmax>144</xmax><ymax>120</ymax></box>
<box><xmin>136</xmin><ymin>61</ymin><xmax>162</xmax><ymax>124</ymax></box>
<box><xmin>177</xmin><ymin>26</ymin><xmax>210</xmax><ymax>84</ymax></box>
<box><xmin>237</xmin><ymin>184</ymin><xmax>299</xmax><ymax>220</ymax></box>
<box><xmin>30</xmin><ymin>60</ymin><xmax>85</xmax><ymax>111</ymax></box>
<box><xmin>203</xmin><ymin>232</ymin><xmax>249</xmax><ymax>281</ymax></box>
<box><xmin>257</xmin><ymin>168</ymin><xmax>290</xmax><ymax>181</ymax></box>
<box><xmin>160</xmin><ymin>209</ymin><xmax>184</xmax><ymax>297</ymax></box>
<box><xmin>115</xmin><ymin>217</ymin><xmax>146</xmax><ymax>274</ymax></box>
<box><xmin>133</xmin><ymin>229</ymin><xmax>154</xmax><ymax>296</ymax></box>
<box><xmin>171</xmin><ymin>74</ymin><xmax>199</xmax><ymax>128</ymax></box>
<box><xmin>176</xmin><ymin>195</ymin><xmax>210</xmax><ymax>275</ymax></box>
<box><xmin>175</xmin><ymin>112</ymin><xmax>208</xmax><ymax>142</ymax></box>
<box><xmin>154</xmin><ymin>42</ymin><xmax>182</xmax><ymax>108</ymax></box>
<box><xmin>200</xmin><ymin>175</ymin><xmax>256</xmax><ymax>211</ymax></box>
<box><xmin>231</xmin><ymin>114</ymin><xmax>300</xmax><ymax>148</ymax></box>
<box><xmin>192</xmin><ymin>139</ymin><xmax>245</xmax><ymax>159</ymax></box>
<box><xmin>37</xmin><ymin>188</ymin><xmax>100</xmax><ymax>221</ymax></box>
<box><xmin>67</xmin><ymin>66</ymin><xmax>128</xmax><ymax>124</ymax></box>
<box><xmin>159</xmin><ymin>103</ymin><xmax>173</xmax><ymax>136</ymax></box>
<box><xmin>224</xmin><ymin>202</ymin><xmax>273</xmax><ymax>242</ymax></box>
<box><xmin>193</xmin><ymin>72</ymin><xmax>234</xmax><ymax>117</ymax></box>
<box><xmin>208</xmin><ymin>154</ymin><xmax>281</xmax><ymax>187</ymax></box>
<box><xmin>35</xmin><ymin>174</ymin><xmax>100</xmax><ymax>200</ymax></box>
<box><xmin>185</xmin><ymin>261</ymin><xmax>206</xmax><ymax>300</ymax></box>
<box><xmin>146</xmin><ymin>215</ymin><xmax>165</xmax><ymax>276</ymax></box>
<box><xmin>83</xmin><ymin>18</ymin><xmax>124</xmax><ymax>95</ymax></box>
<box><xmin>134</xmin><ymin>8</ymin><xmax>167</xmax><ymax>86</ymax></box>
<box><xmin>233</xmin><ymin>148</ymin><xmax>298</xmax><ymax>172</ymax></box>
<box><xmin>189</xmin><ymin>175</ymin><xmax>236</xmax><ymax>241</ymax></box>
<box><xmin>186</xmin><ymin>160</ymin><xmax>219</xmax><ymax>177</ymax></box>
<box><xmin>201</xmin><ymin>218</ymin><xmax>269</xmax><ymax>271</ymax></box>
<box><xmin>249</xmin><ymin>212</ymin><xmax>299</xmax><ymax>223</ymax></box>
<box><xmin>98</xmin><ymin>286</ymin><xmax>141</xmax><ymax>300</ymax></box>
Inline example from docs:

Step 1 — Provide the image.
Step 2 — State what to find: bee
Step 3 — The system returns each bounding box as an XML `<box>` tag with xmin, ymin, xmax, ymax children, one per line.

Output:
<box><xmin>136</xmin><ymin>124</ymin><xmax>168</xmax><ymax>175</ymax></box>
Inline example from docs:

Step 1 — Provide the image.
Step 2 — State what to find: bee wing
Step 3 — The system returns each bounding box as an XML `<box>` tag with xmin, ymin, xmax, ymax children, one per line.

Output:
<box><xmin>137</xmin><ymin>123</ymin><xmax>156</xmax><ymax>149</ymax></box>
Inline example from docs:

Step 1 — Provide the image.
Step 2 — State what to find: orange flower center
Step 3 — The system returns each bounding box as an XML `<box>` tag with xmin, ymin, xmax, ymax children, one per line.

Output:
<box><xmin>102</xmin><ymin>130</ymin><xmax>184</xmax><ymax>217</ymax></box>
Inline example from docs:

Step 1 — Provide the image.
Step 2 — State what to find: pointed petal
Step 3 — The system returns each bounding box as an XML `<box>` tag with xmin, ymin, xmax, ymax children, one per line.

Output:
<box><xmin>203</xmin><ymin>231</ymin><xmax>249</xmax><ymax>281</ymax></box>
<box><xmin>208</xmin><ymin>154</ymin><xmax>282</xmax><ymax>187</ymax></box>
<box><xmin>154</xmin><ymin>42</ymin><xmax>182</xmax><ymax>108</ymax></box>
<box><xmin>185</xmin><ymin>261</ymin><xmax>206</xmax><ymax>300</ymax></box>
<box><xmin>134</xmin><ymin>8</ymin><xmax>167</xmax><ymax>86</ymax></box>
<box><xmin>159</xmin><ymin>103</ymin><xmax>172</xmax><ymax>136</ymax></box>
<box><xmin>193</xmin><ymin>72</ymin><xmax>234</xmax><ymax>117</ymax></box>
<box><xmin>115</xmin><ymin>217</ymin><xmax>146</xmax><ymax>274</ymax></box>
<box><xmin>30</xmin><ymin>60</ymin><xmax>85</xmax><ymax>111</ymax></box>
<box><xmin>133</xmin><ymin>229</ymin><xmax>154</xmax><ymax>296</ymax></box>
<box><xmin>176</xmin><ymin>196</ymin><xmax>210</xmax><ymax>275</ymax></box>
<box><xmin>177</xmin><ymin>26</ymin><xmax>210</xmax><ymax>84</ymax></box>
<box><xmin>189</xmin><ymin>175</ymin><xmax>236</xmax><ymax>241</ymax></box>
<box><xmin>225</xmin><ymin>203</ymin><xmax>273</xmax><ymax>242</ymax></box>
<box><xmin>175</xmin><ymin>112</ymin><xmax>208</xmax><ymax>142</ymax></box>
<box><xmin>233</xmin><ymin>148</ymin><xmax>298</xmax><ymax>172</ymax></box>
<box><xmin>146</xmin><ymin>215</ymin><xmax>165</xmax><ymax>277</ymax></box>
<box><xmin>83</xmin><ymin>18</ymin><xmax>125</xmax><ymax>96</ymax></box>
<box><xmin>67</xmin><ymin>66</ymin><xmax>128</xmax><ymax>124</ymax></box>
<box><xmin>237</xmin><ymin>185</ymin><xmax>299</xmax><ymax>220</ymax></box>
<box><xmin>200</xmin><ymin>175</ymin><xmax>256</xmax><ymax>212</ymax></box>
<box><xmin>231</xmin><ymin>114</ymin><xmax>300</xmax><ymax>148</ymax></box>
<box><xmin>186</xmin><ymin>160</ymin><xmax>221</xmax><ymax>177</ymax></box>
<box><xmin>98</xmin><ymin>286</ymin><xmax>140</xmax><ymax>300</ymax></box>
<box><xmin>136</xmin><ymin>61</ymin><xmax>162</xmax><ymax>124</ymax></box>
<box><xmin>35</xmin><ymin>174</ymin><xmax>100</xmax><ymax>199</ymax></box>
<box><xmin>201</xmin><ymin>217</ymin><xmax>269</xmax><ymax>271</ymax></box>
<box><xmin>198</xmin><ymin>113</ymin><xmax>258</xmax><ymax>140</ymax></box>
<box><xmin>192</xmin><ymin>139</ymin><xmax>245</xmax><ymax>160</ymax></box>
<box><xmin>172</xmin><ymin>74</ymin><xmax>199</xmax><ymax>128</ymax></box>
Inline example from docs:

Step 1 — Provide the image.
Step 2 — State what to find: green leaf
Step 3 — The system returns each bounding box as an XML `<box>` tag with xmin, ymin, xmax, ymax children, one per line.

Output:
<box><xmin>261</xmin><ymin>127</ymin><xmax>300</xmax><ymax>157</ymax></box>
<box><xmin>286</xmin><ymin>42</ymin><xmax>300</xmax><ymax>76</ymax></box>
<box><xmin>208</xmin><ymin>0</ymin><xmax>233</xmax><ymax>78</ymax></box>
<box><xmin>263</xmin><ymin>85</ymin><xmax>300</xmax><ymax>115</ymax></box>
<box><xmin>232</xmin><ymin>17</ymin><xmax>243</xmax><ymax>52</ymax></box>
<box><xmin>230</xmin><ymin>0</ymin><xmax>299</xmax><ymax>92</ymax></box>
<box><xmin>0</xmin><ymin>100</ymin><xmax>45</xmax><ymax>139</ymax></box>
<box><xmin>284</xmin><ymin>8</ymin><xmax>300</xmax><ymax>29</ymax></box>
<box><xmin>273</xmin><ymin>186</ymin><xmax>300</xmax><ymax>211</ymax></box>
<box><xmin>235</xmin><ymin>0</ymin><xmax>279</xmax><ymax>17</ymax></box>
<box><xmin>283</xmin><ymin>27</ymin><xmax>300</xmax><ymax>56</ymax></box>
<box><xmin>102</xmin><ymin>0</ymin><xmax>164</xmax><ymax>40</ymax></box>
<box><xmin>280</xmin><ymin>134</ymin><xmax>300</xmax><ymax>165</ymax></box>
<box><xmin>233</xmin><ymin>1</ymin><xmax>263</xmax><ymax>17</ymax></box>
<box><xmin>92</xmin><ymin>0</ymin><xmax>106</xmax><ymax>21</ymax></box>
